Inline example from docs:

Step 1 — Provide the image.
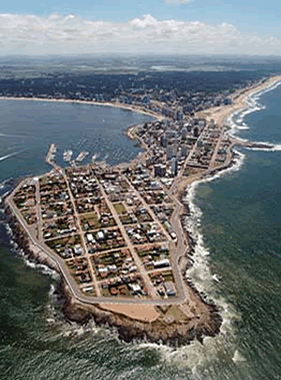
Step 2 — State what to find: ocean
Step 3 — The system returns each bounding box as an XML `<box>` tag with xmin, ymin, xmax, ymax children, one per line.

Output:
<box><xmin>0</xmin><ymin>90</ymin><xmax>280</xmax><ymax>380</ymax></box>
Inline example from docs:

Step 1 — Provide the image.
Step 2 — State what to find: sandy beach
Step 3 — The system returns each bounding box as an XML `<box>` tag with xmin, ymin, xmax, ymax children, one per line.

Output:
<box><xmin>1</xmin><ymin>74</ymin><xmax>280</xmax><ymax>128</ymax></box>
<box><xmin>3</xmin><ymin>73</ymin><xmax>281</xmax><ymax>347</ymax></box>
<box><xmin>197</xmin><ymin>75</ymin><xmax>281</xmax><ymax>126</ymax></box>
<box><xmin>0</xmin><ymin>95</ymin><xmax>162</xmax><ymax>121</ymax></box>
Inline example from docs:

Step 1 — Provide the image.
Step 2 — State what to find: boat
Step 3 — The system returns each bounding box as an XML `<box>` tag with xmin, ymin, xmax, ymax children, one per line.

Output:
<box><xmin>63</xmin><ymin>150</ymin><xmax>73</xmax><ymax>162</ymax></box>
<box><xmin>74</xmin><ymin>151</ymin><xmax>89</xmax><ymax>162</ymax></box>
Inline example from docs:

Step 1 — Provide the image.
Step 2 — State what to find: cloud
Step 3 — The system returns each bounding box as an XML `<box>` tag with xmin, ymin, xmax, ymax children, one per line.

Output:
<box><xmin>165</xmin><ymin>0</ymin><xmax>191</xmax><ymax>4</ymax></box>
<box><xmin>0</xmin><ymin>13</ymin><xmax>280</xmax><ymax>55</ymax></box>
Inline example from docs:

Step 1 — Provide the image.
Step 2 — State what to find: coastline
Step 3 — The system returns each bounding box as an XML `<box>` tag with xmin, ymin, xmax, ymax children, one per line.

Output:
<box><xmin>3</xmin><ymin>74</ymin><xmax>281</xmax><ymax>347</ymax></box>
<box><xmin>4</xmin><ymin>199</ymin><xmax>223</xmax><ymax>346</ymax></box>
<box><xmin>0</xmin><ymin>96</ymin><xmax>163</xmax><ymax>121</ymax></box>
<box><xmin>197</xmin><ymin>75</ymin><xmax>281</xmax><ymax>127</ymax></box>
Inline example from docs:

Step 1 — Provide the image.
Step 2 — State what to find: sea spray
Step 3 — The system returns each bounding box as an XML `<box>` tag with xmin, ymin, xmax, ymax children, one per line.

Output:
<box><xmin>226</xmin><ymin>79</ymin><xmax>281</xmax><ymax>142</ymax></box>
<box><xmin>155</xmin><ymin>77</ymin><xmax>281</xmax><ymax>371</ymax></box>
<box><xmin>135</xmin><ymin>152</ymin><xmax>246</xmax><ymax>371</ymax></box>
<box><xmin>131</xmin><ymin>79</ymin><xmax>281</xmax><ymax>369</ymax></box>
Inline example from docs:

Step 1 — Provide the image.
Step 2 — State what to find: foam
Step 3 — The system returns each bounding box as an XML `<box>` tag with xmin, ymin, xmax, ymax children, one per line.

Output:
<box><xmin>0</xmin><ymin>150</ymin><xmax>23</xmax><ymax>162</ymax></box>
<box><xmin>226</xmin><ymin>79</ymin><xmax>281</xmax><ymax>151</ymax></box>
<box><xmin>151</xmin><ymin>78</ymin><xmax>281</xmax><ymax>369</ymax></box>
<box><xmin>135</xmin><ymin>151</ymin><xmax>246</xmax><ymax>369</ymax></box>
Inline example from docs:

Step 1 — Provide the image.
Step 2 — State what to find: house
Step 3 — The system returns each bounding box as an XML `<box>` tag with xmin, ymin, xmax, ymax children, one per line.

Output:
<box><xmin>87</xmin><ymin>233</ymin><xmax>94</xmax><ymax>242</ymax></box>
<box><xmin>73</xmin><ymin>244</ymin><xmax>83</xmax><ymax>256</ymax></box>
<box><xmin>96</xmin><ymin>231</ymin><xmax>105</xmax><ymax>241</ymax></box>
<box><xmin>164</xmin><ymin>281</ymin><xmax>176</xmax><ymax>296</ymax></box>
<box><xmin>153</xmin><ymin>259</ymin><xmax>170</xmax><ymax>269</ymax></box>
<box><xmin>129</xmin><ymin>283</ymin><xmax>142</xmax><ymax>295</ymax></box>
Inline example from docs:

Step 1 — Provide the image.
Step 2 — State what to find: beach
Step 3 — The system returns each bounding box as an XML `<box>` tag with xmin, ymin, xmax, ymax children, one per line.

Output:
<box><xmin>197</xmin><ymin>75</ymin><xmax>281</xmax><ymax>125</ymax></box>
<box><xmin>0</xmin><ymin>96</ymin><xmax>163</xmax><ymax>121</ymax></box>
<box><xmin>1</xmin><ymin>72</ymin><xmax>281</xmax><ymax>378</ymax></box>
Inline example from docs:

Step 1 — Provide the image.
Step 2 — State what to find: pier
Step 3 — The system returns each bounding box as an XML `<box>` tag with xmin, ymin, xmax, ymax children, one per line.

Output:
<box><xmin>46</xmin><ymin>143</ymin><xmax>57</xmax><ymax>167</ymax></box>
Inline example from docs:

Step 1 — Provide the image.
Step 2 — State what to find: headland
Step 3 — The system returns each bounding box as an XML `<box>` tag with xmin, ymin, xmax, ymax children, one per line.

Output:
<box><xmin>4</xmin><ymin>74</ymin><xmax>281</xmax><ymax>346</ymax></box>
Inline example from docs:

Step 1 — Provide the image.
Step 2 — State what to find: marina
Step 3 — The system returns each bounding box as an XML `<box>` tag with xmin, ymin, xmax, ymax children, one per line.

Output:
<box><xmin>63</xmin><ymin>150</ymin><xmax>73</xmax><ymax>162</ymax></box>
<box><xmin>74</xmin><ymin>151</ymin><xmax>89</xmax><ymax>162</ymax></box>
<box><xmin>1</xmin><ymin>76</ymin><xmax>281</xmax><ymax>379</ymax></box>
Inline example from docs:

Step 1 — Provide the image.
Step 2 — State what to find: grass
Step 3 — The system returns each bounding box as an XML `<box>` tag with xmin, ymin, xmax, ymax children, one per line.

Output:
<box><xmin>46</xmin><ymin>234</ymin><xmax>81</xmax><ymax>249</ymax></box>
<box><xmin>80</xmin><ymin>212</ymin><xmax>101</xmax><ymax>230</ymax></box>
<box><xmin>113</xmin><ymin>202</ymin><xmax>126</xmax><ymax>215</ymax></box>
<box><xmin>164</xmin><ymin>305</ymin><xmax>188</xmax><ymax>322</ymax></box>
<box><xmin>119</xmin><ymin>214</ymin><xmax>134</xmax><ymax>225</ymax></box>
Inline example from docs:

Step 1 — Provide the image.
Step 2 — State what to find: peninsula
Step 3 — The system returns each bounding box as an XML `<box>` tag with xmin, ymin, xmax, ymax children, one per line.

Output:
<box><xmin>4</xmin><ymin>74</ymin><xmax>281</xmax><ymax>345</ymax></box>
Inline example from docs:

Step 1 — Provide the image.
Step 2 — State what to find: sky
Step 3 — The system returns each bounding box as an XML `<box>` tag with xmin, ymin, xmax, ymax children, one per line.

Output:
<box><xmin>0</xmin><ymin>0</ymin><xmax>281</xmax><ymax>56</ymax></box>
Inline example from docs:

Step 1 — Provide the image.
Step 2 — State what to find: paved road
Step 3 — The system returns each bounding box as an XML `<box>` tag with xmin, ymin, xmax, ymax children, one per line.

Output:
<box><xmin>7</xmin><ymin>190</ymin><xmax>191</xmax><ymax>305</ymax></box>
<box><xmin>208</xmin><ymin>125</ymin><xmax>225</xmax><ymax>170</ymax></box>
<box><xmin>35</xmin><ymin>180</ymin><xmax>43</xmax><ymax>242</ymax></box>
<box><xmin>62</xmin><ymin>169</ymin><xmax>101</xmax><ymax>297</ymax></box>
<box><xmin>98</xmin><ymin>182</ymin><xmax>159</xmax><ymax>298</ymax></box>
<box><xmin>6</xmin><ymin>163</ymin><xmax>192</xmax><ymax>306</ymax></box>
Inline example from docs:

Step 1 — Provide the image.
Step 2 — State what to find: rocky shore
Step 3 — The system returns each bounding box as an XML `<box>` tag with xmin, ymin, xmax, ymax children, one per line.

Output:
<box><xmin>4</xmin><ymin>205</ymin><xmax>59</xmax><ymax>272</ymax></box>
<box><xmin>4</xmin><ymin>195</ymin><xmax>222</xmax><ymax>347</ymax></box>
<box><xmin>57</xmin><ymin>277</ymin><xmax>222</xmax><ymax>346</ymax></box>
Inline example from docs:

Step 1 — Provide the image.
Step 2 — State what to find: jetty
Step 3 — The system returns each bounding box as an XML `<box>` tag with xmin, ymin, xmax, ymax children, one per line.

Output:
<box><xmin>46</xmin><ymin>144</ymin><xmax>57</xmax><ymax>166</ymax></box>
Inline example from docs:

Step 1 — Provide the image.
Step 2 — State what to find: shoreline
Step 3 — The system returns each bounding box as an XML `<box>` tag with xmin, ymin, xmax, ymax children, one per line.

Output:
<box><xmin>4</xmin><ymin>202</ymin><xmax>223</xmax><ymax>345</ymax></box>
<box><xmin>197</xmin><ymin>75</ymin><xmax>281</xmax><ymax>127</ymax></box>
<box><xmin>0</xmin><ymin>96</ymin><xmax>162</xmax><ymax>121</ymax></box>
<box><xmin>3</xmin><ymin>74</ymin><xmax>281</xmax><ymax>347</ymax></box>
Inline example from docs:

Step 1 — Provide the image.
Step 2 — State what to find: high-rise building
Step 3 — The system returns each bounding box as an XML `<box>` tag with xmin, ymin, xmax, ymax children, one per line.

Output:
<box><xmin>181</xmin><ymin>145</ymin><xmax>189</xmax><ymax>158</ymax></box>
<box><xmin>160</xmin><ymin>135</ymin><xmax>168</xmax><ymax>148</ymax></box>
<box><xmin>175</xmin><ymin>107</ymin><xmax>183</xmax><ymax>122</ymax></box>
<box><xmin>171</xmin><ymin>157</ymin><xmax>178</xmax><ymax>177</ymax></box>
<box><xmin>181</xmin><ymin>128</ymin><xmax>187</xmax><ymax>140</ymax></box>
<box><xmin>193</xmin><ymin>126</ymin><xmax>199</xmax><ymax>138</ymax></box>
<box><xmin>154</xmin><ymin>164</ymin><xmax>166</xmax><ymax>177</ymax></box>
<box><xmin>167</xmin><ymin>144</ymin><xmax>177</xmax><ymax>160</ymax></box>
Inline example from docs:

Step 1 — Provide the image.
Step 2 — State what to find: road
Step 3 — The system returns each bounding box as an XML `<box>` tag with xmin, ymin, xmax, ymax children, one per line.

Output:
<box><xmin>7</xmin><ymin>187</ymin><xmax>191</xmax><ymax>305</ymax></box>
<box><xmin>98</xmin><ymin>182</ymin><xmax>159</xmax><ymax>298</ymax></box>
<box><xmin>6</xmin><ymin>144</ymin><xmax>197</xmax><ymax>306</ymax></box>
<box><xmin>61</xmin><ymin>169</ymin><xmax>101</xmax><ymax>297</ymax></box>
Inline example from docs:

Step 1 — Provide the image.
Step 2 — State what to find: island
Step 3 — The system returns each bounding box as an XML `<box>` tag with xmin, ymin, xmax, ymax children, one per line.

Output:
<box><xmin>4</xmin><ymin>74</ymin><xmax>281</xmax><ymax>346</ymax></box>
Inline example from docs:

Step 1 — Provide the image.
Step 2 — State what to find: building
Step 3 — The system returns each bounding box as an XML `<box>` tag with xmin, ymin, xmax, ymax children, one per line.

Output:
<box><xmin>166</xmin><ymin>129</ymin><xmax>177</xmax><ymax>140</ymax></box>
<box><xmin>164</xmin><ymin>281</ymin><xmax>176</xmax><ymax>296</ymax></box>
<box><xmin>87</xmin><ymin>233</ymin><xmax>94</xmax><ymax>242</ymax></box>
<box><xmin>171</xmin><ymin>157</ymin><xmax>178</xmax><ymax>177</ymax></box>
<box><xmin>160</xmin><ymin>135</ymin><xmax>168</xmax><ymax>148</ymax></box>
<box><xmin>153</xmin><ymin>259</ymin><xmax>170</xmax><ymax>269</ymax></box>
<box><xmin>184</xmin><ymin>123</ymin><xmax>192</xmax><ymax>132</ymax></box>
<box><xmin>181</xmin><ymin>145</ymin><xmax>189</xmax><ymax>158</ymax></box>
<box><xmin>154</xmin><ymin>164</ymin><xmax>166</xmax><ymax>177</ymax></box>
<box><xmin>193</xmin><ymin>126</ymin><xmax>199</xmax><ymax>138</ymax></box>
<box><xmin>167</xmin><ymin>144</ymin><xmax>177</xmax><ymax>160</ymax></box>
<box><xmin>175</xmin><ymin>107</ymin><xmax>183</xmax><ymax>122</ymax></box>
<box><xmin>181</xmin><ymin>128</ymin><xmax>187</xmax><ymax>140</ymax></box>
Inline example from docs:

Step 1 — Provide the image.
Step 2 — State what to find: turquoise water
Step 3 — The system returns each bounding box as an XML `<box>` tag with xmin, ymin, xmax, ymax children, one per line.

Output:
<box><xmin>0</xmin><ymin>91</ymin><xmax>280</xmax><ymax>379</ymax></box>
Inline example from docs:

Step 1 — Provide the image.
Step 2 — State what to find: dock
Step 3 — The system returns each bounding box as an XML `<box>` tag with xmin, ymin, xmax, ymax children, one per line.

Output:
<box><xmin>46</xmin><ymin>143</ymin><xmax>57</xmax><ymax>166</ymax></box>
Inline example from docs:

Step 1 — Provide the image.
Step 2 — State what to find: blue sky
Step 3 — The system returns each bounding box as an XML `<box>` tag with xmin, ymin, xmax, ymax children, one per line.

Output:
<box><xmin>1</xmin><ymin>0</ymin><xmax>280</xmax><ymax>33</ymax></box>
<box><xmin>0</xmin><ymin>0</ymin><xmax>281</xmax><ymax>55</ymax></box>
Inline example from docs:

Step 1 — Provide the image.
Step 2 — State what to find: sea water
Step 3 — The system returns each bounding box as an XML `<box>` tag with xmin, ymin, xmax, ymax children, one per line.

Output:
<box><xmin>0</xmin><ymin>91</ymin><xmax>280</xmax><ymax>379</ymax></box>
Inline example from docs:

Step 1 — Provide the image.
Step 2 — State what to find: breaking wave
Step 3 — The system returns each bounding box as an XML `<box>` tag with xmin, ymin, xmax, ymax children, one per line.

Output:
<box><xmin>226</xmin><ymin>78</ymin><xmax>281</xmax><ymax>151</ymax></box>
<box><xmin>144</xmin><ymin>78</ymin><xmax>281</xmax><ymax>370</ymax></box>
